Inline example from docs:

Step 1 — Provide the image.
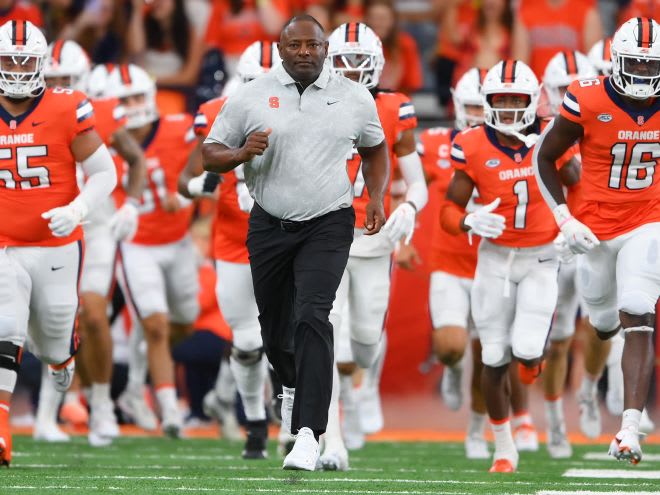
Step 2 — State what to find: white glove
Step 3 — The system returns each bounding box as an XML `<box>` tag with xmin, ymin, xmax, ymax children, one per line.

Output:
<box><xmin>463</xmin><ymin>197</ymin><xmax>506</xmax><ymax>239</ymax></box>
<box><xmin>41</xmin><ymin>199</ymin><xmax>88</xmax><ymax>238</ymax></box>
<box><xmin>109</xmin><ymin>201</ymin><xmax>139</xmax><ymax>241</ymax></box>
<box><xmin>382</xmin><ymin>202</ymin><xmax>417</xmax><ymax>244</ymax></box>
<box><xmin>553</xmin><ymin>232</ymin><xmax>575</xmax><ymax>264</ymax></box>
<box><xmin>187</xmin><ymin>171</ymin><xmax>220</xmax><ymax>197</ymax></box>
<box><xmin>553</xmin><ymin>204</ymin><xmax>599</xmax><ymax>254</ymax></box>
<box><xmin>236</xmin><ymin>181</ymin><xmax>254</xmax><ymax>213</ymax></box>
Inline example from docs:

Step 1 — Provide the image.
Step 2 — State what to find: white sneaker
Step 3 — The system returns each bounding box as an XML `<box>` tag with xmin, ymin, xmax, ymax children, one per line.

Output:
<box><xmin>342</xmin><ymin>403</ymin><xmax>365</xmax><ymax>450</ymax></box>
<box><xmin>465</xmin><ymin>433</ymin><xmax>490</xmax><ymax>459</ymax></box>
<box><xmin>319</xmin><ymin>447</ymin><xmax>349</xmax><ymax>471</ymax></box>
<box><xmin>609</xmin><ymin>428</ymin><xmax>642</xmax><ymax>464</ymax></box>
<box><xmin>578</xmin><ymin>390</ymin><xmax>601</xmax><ymax>439</ymax></box>
<box><xmin>441</xmin><ymin>366</ymin><xmax>463</xmax><ymax>411</ymax></box>
<box><xmin>546</xmin><ymin>427</ymin><xmax>572</xmax><ymax>459</ymax></box>
<box><xmin>88</xmin><ymin>401</ymin><xmax>120</xmax><ymax>447</ymax></box>
<box><xmin>639</xmin><ymin>408</ymin><xmax>655</xmax><ymax>437</ymax></box>
<box><xmin>49</xmin><ymin>360</ymin><xmax>75</xmax><ymax>393</ymax></box>
<box><xmin>33</xmin><ymin>422</ymin><xmax>70</xmax><ymax>442</ymax></box>
<box><xmin>161</xmin><ymin>407</ymin><xmax>183</xmax><ymax>439</ymax></box>
<box><xmin>513</xmin><ymin>424</ymin><xmax>539</xmax><ymax>452</ymax></box>
<box><xmin>279</xmin><ymin>386</ymin><xmax>295</xmax><ymax>434</ymax></box>
<box><xmin>118</xmin><ymin>390</ymin><xmax>158</xmax><ymax>432</ymax></box>
<box><xmin>283</xmin><ymin>427</ymin><xmax>319</xmax><ymax>471</ymax></box>
<box><xmin>202</xmin><ymin>391</ymin><xmax>242</xmax><ymax>441</ymax></box>
<box><xmin>358</xmin><ymin>386</ymin><xmax>384</xmax><ymax>435</ymax></box>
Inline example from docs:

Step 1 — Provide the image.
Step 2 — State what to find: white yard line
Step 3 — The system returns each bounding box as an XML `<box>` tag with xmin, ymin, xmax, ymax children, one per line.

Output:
<box><xmin>563</xmin><ymin>469</ymin><xmax>660</xmax><ymax>479</ymax></box>
<box><xmin>539</xmin><ymin>492</ymin><xmax>660</xmax><ymax>495</ymax></box>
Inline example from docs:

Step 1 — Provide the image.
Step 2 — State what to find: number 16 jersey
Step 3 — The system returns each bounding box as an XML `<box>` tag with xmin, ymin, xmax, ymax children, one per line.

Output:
<box><xmin>560</xmin><ymin>76</ymin><xmax>660</xmax><ymax>240</ymax></box>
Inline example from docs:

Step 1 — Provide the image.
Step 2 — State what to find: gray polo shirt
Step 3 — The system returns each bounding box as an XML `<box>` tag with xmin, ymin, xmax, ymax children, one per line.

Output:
<box><xmin>204</xmin><ymin>63</ymin><xmax>385</xmax><ymax>221</ymax></box>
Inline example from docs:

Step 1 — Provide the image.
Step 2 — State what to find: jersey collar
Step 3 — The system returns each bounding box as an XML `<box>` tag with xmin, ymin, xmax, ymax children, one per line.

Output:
<box><xmin>141</xmin><ymin>119</ymin><xmax>160</xmax><ymax>150</ymax></box>
<box><xmin>275</xmin><ymin>63</ymin><xmax>330</xmax><ymax>89</ymax></box>
<box><xmin>0</xmin><ymin>92</ymin><xmax>45</xmax><ymax>129</ymax></box>
<box><xmin>484</xmin><ymin>121</ymin><xmax>539</xmax><ymax>163</ymax></box>
<box><xmin>604</xmin><ymin>77</ymin><xmax>659</xmax><ymax>125</ymax></box>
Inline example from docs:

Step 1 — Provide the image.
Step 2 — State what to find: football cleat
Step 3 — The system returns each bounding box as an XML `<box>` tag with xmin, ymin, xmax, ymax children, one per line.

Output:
<box><xmin>49</xmin><ymin>358</ymin><xmax>75</xmax><ymax>393</ymax></box>
<box><xmin>488</xmin><ymin>458</ymin><xmax>516</xmax><ymax>473</ymax></box>
<box><xmin>342</xmin><ymin>401</ymin><xmax>365</xmax><ymax>450</ymax></box>
<box><xmin>639</xmin><ymin>408</ymin><xmax>656</xmax><ymax>438</ymax></box>
<box><xmin>441</xmin><ymin>365</ymin><xmax>463</xmax><ymax>411</ymax></box>
<box><xmin>578</xmin><ymin>390</ymin><xmax>601</xmax><ymax>439</ymax></box>
<box><xmin>60</xmin><ymin>396</ymin><xmax>89</xmax><ymax>427</ymax></box>
<box><xmin>517</xmin><ymin>361</ymin><xmax>544</xmax><ymax>386</ymax></box>
<box><xmin>117</xmin><ymin>389</ymin><xmax>158</xmax><ymax>432</ymax></box>
<box><xmin>283</xmin><ymin>427</ymin><xmax>319</xmax><ymax>471</ymax></box>
<box><xmin>319</xmin><ymin>447</ymin><xmax>349</xmax><ymax>471</ymax></box>
<box><xmin>88</xmin><ymin>401</ymin><xmax>119</xmax><ymax>447</ymax></box>
<box><xmin>609</xmin><ymin>428</ymin><xmax>642</xmax><ymax>464</ymax></box>
<box><xmin>465</xmin><ymin>433</ymin><xmax>490</xmax><ymax>459</ymax></box>
<box><xmin>0</xmin><ymin>408</ymin><xmax>11</xmax><ymax>467</ymax></box>
<box><xmin>546</xmin><ymin>427</ymin><xmax>572</xmax><ymax>459</ymax></box>
<box><xmin>202</xmin><ymin>390</ymin><xmax>242</xmax><ymax>441</ymax></box>
<box><xmin>161</xmin><ymin>406</ymin><xmax>183</xmax><ymax>439</ymax></box>
<box><xmin>33</xmin><ymin>421</ymin><xmax>70</xmax><ymax>443</ymax></box>
<box><xmin>242</xmin><ymin>420</ymin><xmax>268</xmax><ymax>460</ymax></box>
<box><xmin>513</xmin><ymin>423</ymin><xmax>539</xmax><ymax>452</ymax></box>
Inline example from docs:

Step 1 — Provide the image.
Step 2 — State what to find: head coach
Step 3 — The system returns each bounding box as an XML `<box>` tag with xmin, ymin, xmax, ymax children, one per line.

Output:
<box><xmin>201</xmin><ymin>15</ymin><xmax>388</xmax><ymax>470</ymax></box>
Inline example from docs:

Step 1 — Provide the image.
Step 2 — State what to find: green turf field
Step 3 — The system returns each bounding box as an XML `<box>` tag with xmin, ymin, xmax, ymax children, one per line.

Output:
<box><xmin>3</xmin><ymin>436</ymin><xmax>660</xmax><ymax>494</ymax></box>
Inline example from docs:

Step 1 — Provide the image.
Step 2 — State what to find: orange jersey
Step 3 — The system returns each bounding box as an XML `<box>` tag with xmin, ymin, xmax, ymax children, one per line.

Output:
<box><xmin>420</xmin><ymin>127</ymin><xmax>478</xmax><ymax>279</ymax></box>
<box><xmin>129</xmin><ymin>115</ymin><xmax>196</xmax><ymax>245</ymax></box>
<box><xmin>517</xmin><ymin>0</ymin><xmax>597</xmax><ymax>78</ymax></box>
<box><xmin>559</xmin><ymin>76</ymin><xmax>660</xmax><ymax>239</ymax></box>
<box><xmin>451</xmin><ymin>124</ymin><xmax>558</xmax><ymax>248</ymax></box>
<box><xmin>195</xmin><ymin>262</ymin><xmax>232</xmax><ymax>341</ymax></box>
<box><xmin>347</xmin><ymin>90</ymin><xmax>417</xmax><ymax>228</ymax></box>
<box><xmin>194</xmin><ymin>96</ymin><xmax>250</xmax><ymax>264</ymax></box>
<box><xmin>92</xmin><ymin>97</ymin><xmax>125</xmax><ymax>146</ymax></box>
<box><xmin>0</xmin><ymin>88</ymin><xmax>95</xmax><ymax>247</ymax></box>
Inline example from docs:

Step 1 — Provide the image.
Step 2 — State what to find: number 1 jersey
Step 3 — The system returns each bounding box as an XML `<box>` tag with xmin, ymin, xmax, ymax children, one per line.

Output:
<box><xmin>560</xmin><ymin>76</ymin><xmax>660</xmax><ymax>240</ymax></box>
<box><xmin>0</xmin><ymin>88</ymin><xmax>95</xmax><ymax>246</ymax></box>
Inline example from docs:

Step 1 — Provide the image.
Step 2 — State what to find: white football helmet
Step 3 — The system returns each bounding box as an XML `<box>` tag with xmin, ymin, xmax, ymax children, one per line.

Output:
<box><xmin>236</xmin><ymin>40</ymin><xmax>282</xmax><ymax>84</ymax></box>
<box><xmin>86</xmin><ymin>63</ymin><xmax>116</xmax><ymax>99</ymax></box>
<box><xmin>452</xmin><ymin>67</ymin><xmax>487</xmax><ymax>130</ymax></box>
<box><xmin>105</xmin><ymin>64</ymin><xmax>158</xmax><ymax>129</ymax></box>
<box><xmin>543</xmin><ymin>50</ymin><xmax>596</xmax><ymax>114</ymax></box>
<box><xmin>588</xmin><ymin>38</ymin><xmax>613</xmax><ymax>76</ymax></box>
<box><xmin>44</xmin><ymin>40</ymin><xmax>90</xmax><ymax>91</ymax></box>
<box><xmin>482</xmin><ymin>60</ymin><xmax>540</xmax><ymax>135</ymax></box>
<box><xmin>0</xmin><ymin>20</ymin><xmax>47</xmax><ymax>98</ymax></box>
<box><xmin>611</xmin><ymin>17</ymin><xmax>660</xmax><ymax>99</ymax></box>
<box><xmin>327</xmin><ymin>22</ymin><xmax>385</xmax><ymax>89</ymax></box>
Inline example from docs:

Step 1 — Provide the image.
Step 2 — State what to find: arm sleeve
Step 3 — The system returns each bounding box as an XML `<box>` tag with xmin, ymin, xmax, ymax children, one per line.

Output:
<box><xmin>356</xmin><ymin>87</ymin><xmax>385</xmax><ymax>148</ymax></box>
<box><xmin>204</xmin><ymin>95</ymin><xmax>246</xmax><ymax>148</ymax></box>
<box><xmin>77</xmin><ymin>144</ymin><xmax>117</xmax><ymax>212</ymax></box>
<box><xmin>398</xmin><ymin>151</ymin><xmax>428</xmax><ymax>211</ymax></box>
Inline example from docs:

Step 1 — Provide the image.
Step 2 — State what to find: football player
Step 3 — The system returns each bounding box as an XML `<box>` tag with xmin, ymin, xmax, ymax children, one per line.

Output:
<box><xmin>442</xmin><ymin>59</ymin><xmax>577</xmax><ymax>473</ymax></box>
<box><xmin>540</xmin><ymin>49</ymin><xmax>596</xmax><ymax>459</ymax></box>
<box><xmin>178</xmin><ymin>40</ymin><xmax>282</xmax><ymax>458</ymax></box>
<box><xmin>318</xmin><ymin>22</ymin><xmax>428</xmax><ymax>471</ymax></box>
<box><xmin>588</xmin><ymin>38</ymin><xmax>613</xmax><ymax>76</ymax></box>
<box><xmin>533</xmin><ymin>17</ymin><xmax>660</xmax><ymax>464</ymax></box>
<box><xmin>421</xmin><ymin>67</ymin><xmax>490</xmax><ymax>459</ymax></box>
<box><xmin>33</xmin><ymin>42</ymin><xmax>147</xmax><ymax>447</ymax></box>
<box><xmin>0</xmin><ymin>20</ymin><xmax>117</xmax><ymax>466</ymax></box>
<box><xmin>107</xmin><ymin>63</ymin><xmax>198</xmax><ymax>438</ymax></box>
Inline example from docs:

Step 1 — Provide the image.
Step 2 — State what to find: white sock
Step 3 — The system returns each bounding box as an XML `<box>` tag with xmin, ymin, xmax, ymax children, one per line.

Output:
<box><xmin>580</xmin><ymin>375</ymin><xmax>599</xmax><ymax>398</ymax></box>
<box><xmin>322</xmin><ymin>364</ymin><xmax>345</xmax><ymax>452</ymax></box>
<box><xmin>64</xmin><ymin>390</ymin><xmax>80</xmax><ymax>405</ymax></box>
<box><xmin>229</xmin><ymin>355</ymin><xmax>266</xmax><ymax>421</ymax></box>
<box><xmin>363</xmin><ymin>333</ymin><xmax>387</xmax><ymax>393</ymax></box>
<box><xmin>467</xmin><ymin>411</ymin><xmax>487</xmax><ymax>437</ymax></box>
<box><xmin>36</xmin><ymin>365</ymin><xmax>63</xmax><ymax>425</ymax></box>
<box><xmin>91</xmin><ymin>383</ymin><xmax>112</xmax><ymax>409</ymax></box>
<box><xmin>544</xmin><ymin>397</ymin><xmax>565</xmax><ymax>432</ymax></box>
<box><xmin>339</xmin><ymin>373</ymin><xmax>356</xmax><ymax>411</ymax></box>
<box><xmin>215</xmin><ymin>357</ymin><xmax>237</xmax><ymax>404</ymax></box>
<box><xmin>490</xmin><ymin>418</ymin><xmax>517</xmax><ymax>461</ymax></box>
<box><xmin>155</xmin><ymin>386</ymin><xmax>177</xmax><ymax>413</ymax></box>
<box><xmin>621</xmin><ymin>408</ymin><xmax>641</xmax><ymax>433</ymax></box>
<box><xmin>127</xmin><ymin>324</ymin><xmax>148</xmax><ymax>396</ymax></box>
<box><xmin>512</xmin><ymin>412</ymin><xmax>533</xmax><ymax>429</ymax></box>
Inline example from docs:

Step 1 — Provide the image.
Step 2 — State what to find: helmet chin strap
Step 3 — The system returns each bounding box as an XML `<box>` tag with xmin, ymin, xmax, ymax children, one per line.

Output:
<box><xmin>505</xmin><ymin>129</ymin><xmax>539</xmax><ymax>148</ymax></box>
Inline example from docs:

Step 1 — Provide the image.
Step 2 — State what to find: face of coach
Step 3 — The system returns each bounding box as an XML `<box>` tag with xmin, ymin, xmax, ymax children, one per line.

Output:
<box><xmin>278</xmin><ymin>18</ymin><xmax>329</xmax><ymax>88</ymax></box>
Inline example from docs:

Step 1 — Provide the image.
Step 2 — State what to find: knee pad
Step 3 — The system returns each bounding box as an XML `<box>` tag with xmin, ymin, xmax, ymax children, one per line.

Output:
<box><xmin>232</xmin><ymin>327</ymin><xmax>263</xmax><ymax>352</ymax></box>
<box><xmin>351</xmin><ymin>339</ymin><xmax>379</xmax><ymax>368</ymax></box>
<box><xmin>231</xmin><ymin>346</ymin><xmax>264</xmax><ymax>366</ymax></box>
<box><xmin>0</xmin><ymin>341</ymin><xmax>22</xmax><ymax>393</ymax></box>
<box><xmin>481</xmin><ymin>342</ymin><xmax>511</xmax><ymax>368</ymax></box>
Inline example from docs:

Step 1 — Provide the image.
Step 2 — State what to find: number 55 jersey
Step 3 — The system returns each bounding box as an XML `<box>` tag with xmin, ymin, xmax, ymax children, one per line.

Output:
<box><xmin>559</xmin><ymin>75</ymin><xmax>660</xmax><ymax>239</ymax></box>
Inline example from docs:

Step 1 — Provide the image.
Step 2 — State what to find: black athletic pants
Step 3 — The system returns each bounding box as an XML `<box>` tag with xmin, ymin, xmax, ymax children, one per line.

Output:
<box><xmin>247</xmin><ymin>203</ymin><xmax>354</xmax><ymax>435</ymax></box>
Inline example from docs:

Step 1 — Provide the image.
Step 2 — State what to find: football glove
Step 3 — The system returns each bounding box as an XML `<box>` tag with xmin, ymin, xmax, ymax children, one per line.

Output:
<box><xmin>41</xmin><ymin>199</ymin><xmax>88</xmax><ymax>238</ymax></box>
<box><xmin>553</xmin><ymin>204</ymin><xmax>599</xmax><ymax>254</ymax></box>
<box><xmin>110</xmin><ymin>201</ymin><xmax>139</xmax><ymax>241</ymax></box>
<box><xmin>382</xmin><ymin>202</ymin><xmax>417</xmax><ymax>245</ymax></box>
<box><xmin>553</xmin><ymin>232</ymin><xmax>575</xmax><ymax>264</ymax></box>
<box><xmin>463</xmin><ymin>197</ymin><xmax>505</xmax><ymax>239</ymax></box>
<box><xmin>187</xmin><ymin>171</ymin><xmax>220</xmax><ymax>197</ymax></box>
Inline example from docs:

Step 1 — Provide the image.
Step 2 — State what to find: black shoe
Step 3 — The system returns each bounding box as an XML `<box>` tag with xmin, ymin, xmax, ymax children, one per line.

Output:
<box><xmin>242</xmin><ymin>420</ymin><xmax>268</xmax><ymax>460</ymax></box>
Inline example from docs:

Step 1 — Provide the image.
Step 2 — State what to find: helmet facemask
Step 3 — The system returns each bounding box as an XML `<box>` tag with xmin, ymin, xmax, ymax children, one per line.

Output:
<box><xmin>612</xmin><ymin>51</ymin><xmax>660</xmax><ymax>99</ymax></box>
<box><xmin>484</xmin><ymin>92</ymin><xmax>538</xmax><ymax>135</ymax></box>
<box><xmin>0</xmin><ymin>52</ymin><xmax>45</xmax><ymax>98</ymax></box>
<box><xmin>330</xmin><ymin>51</ymin><xmax>381</xmax><ymax>89</ymax></box>
<box><xmin>119</xmin><ymin>92</ymin><xmax>158</xmax><ymax>129</ymax></box>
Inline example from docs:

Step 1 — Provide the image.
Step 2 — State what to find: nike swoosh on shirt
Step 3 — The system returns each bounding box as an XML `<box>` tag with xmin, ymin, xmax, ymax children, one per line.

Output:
<box><xmin>326</xmin><ymin>100</ymin><xmax>339</xmax><ymax>106</ymax></box>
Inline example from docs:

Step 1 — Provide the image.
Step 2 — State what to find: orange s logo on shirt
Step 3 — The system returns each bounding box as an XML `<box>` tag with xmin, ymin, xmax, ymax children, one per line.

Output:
<box><xmin>268</xmin><ymin>96</ymin><xmax>279</xmax><ymax>109</ymax></box>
